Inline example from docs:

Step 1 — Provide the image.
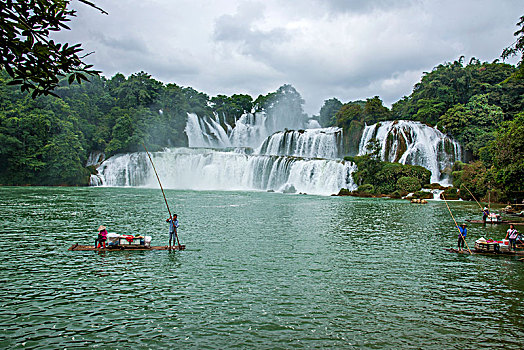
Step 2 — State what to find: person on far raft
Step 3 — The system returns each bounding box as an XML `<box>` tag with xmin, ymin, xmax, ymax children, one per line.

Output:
<box><xmin>482</xmin><ymin>207</ymin><xmax>490</xmax><ymax>223</ymax></box>
<box><xmin>166</xmin><ymin>214</ymin><xmax>179</xmax><ymax>249</ymax></box>
<box><xmin>456</xmin><ymin>223</ymin><xmax>467</xmax><ymax>251</ymax></box>
<box><xmin>505</xmin><ymin>224</ymin><xmax>519</xmax><ymax>251</ymax></box>
<box><xmin>95</xmin><ymin>225</ymin><xmax>108</xmax><ymax>249</ymax></box>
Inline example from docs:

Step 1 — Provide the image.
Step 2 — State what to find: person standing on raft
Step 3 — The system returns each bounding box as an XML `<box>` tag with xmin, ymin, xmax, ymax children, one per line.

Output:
<box><xmin>166</xmin><ymin>214</ymin><xmax>179</xmax><ymax>249</ymax></box>
<box><xmin>456</xmin><ymin>223</ymin><xmax>467</xmax><ymax>251</ymax></box>
<box><xmin>505</xmin><ymin>224</ymin><xmax>519</xmax><ymax>251</ymax></box>
<box><xmin>95</xmin><ymin>225</ymin><xmax>108</xmax><ymax>249</ymax></box>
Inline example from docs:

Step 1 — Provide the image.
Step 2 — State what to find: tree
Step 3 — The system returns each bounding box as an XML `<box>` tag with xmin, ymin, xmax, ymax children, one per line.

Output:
<box><xmin>335</xmin><ymin>102</ymin><xmax>364</xmax><ymax>128</ymax></box>
<box><xmin>362</xmin><ymin>96</ymin><xmax>391</xmax><ymax>124</ymax></box>
<box><xmin>438</xmin><ymin>94</ymin><xmax>503</xmax><ymax>156</ymax></box>
<box><xmin>502</xmin><ymin>15</ymin><xmax>524</xmax><ymax>78</ymax></box>
<box><xmin>0</xmin><ymin>0</ymin><xmax>105</xmax><ymax>97</ymax></box>
<box><xmin>319</xmin><ymin>98</ymin><xmax>342</xmax><ymax>127</ymax></box>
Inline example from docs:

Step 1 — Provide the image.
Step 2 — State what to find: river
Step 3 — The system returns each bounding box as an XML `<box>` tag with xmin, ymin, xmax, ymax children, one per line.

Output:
<box><xmin>0</xmin><ymin>187</ymin><xmax>522</xmax><ymax>349</ymax></box>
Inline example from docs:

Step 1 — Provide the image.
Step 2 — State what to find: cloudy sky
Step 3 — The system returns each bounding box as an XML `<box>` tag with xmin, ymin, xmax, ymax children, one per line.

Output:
<box><xmin>54</xmin><ymin>0</ymin><xmax>522</xmax><ymax>114</ymax></box>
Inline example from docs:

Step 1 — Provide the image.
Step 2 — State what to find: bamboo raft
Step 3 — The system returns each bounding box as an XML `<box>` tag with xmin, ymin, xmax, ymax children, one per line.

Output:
<box><xmin>446</xmin><ymin>248</ymin><xmax>524</xmax><ymax>256</ymax></box>
<box><xmin>69</xmin><ymin>244</ymin><xmax>185</xmax><ymax>251</ymax></box>
<box><xmin>465</xmin><ymin>219</ymin><xmax>524</xmax><ymax>225</ymax></box>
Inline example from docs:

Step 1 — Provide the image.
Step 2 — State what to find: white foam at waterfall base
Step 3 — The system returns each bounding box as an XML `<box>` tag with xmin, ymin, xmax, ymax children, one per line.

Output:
<box><xmin>97</xmin><ymin>148</ymin><xmax>357</xmax><ymax>196</ymax></box>
<box><xmin>358</xmin><ymin>120</ymin><xmax>462</xmax><ymax>185</ymax></box>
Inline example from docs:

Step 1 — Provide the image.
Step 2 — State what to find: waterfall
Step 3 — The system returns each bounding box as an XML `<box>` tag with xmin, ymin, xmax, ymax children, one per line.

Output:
<box><xmin>358</xmin><ymin>120</ymin><xmax>462</xmax><ymax>184</ymax></box>
<box><xmin>97</xmin><ymin>148</ymin><xmax>356</xmax><ymax>196</ymax></box>
<box><xmin>95</xmin><ymin>114</ymin><xmax>464</xmax><ymax>194</ymax></box>
<box><xmin>256</xmin><ymin>127</ymin><xmax>342</xmax><ymax>159</ymax></box>
<box><xmin>185</xmin><ymin>111</ymin><xmax>314</xmax><ymax>149</ymax></box>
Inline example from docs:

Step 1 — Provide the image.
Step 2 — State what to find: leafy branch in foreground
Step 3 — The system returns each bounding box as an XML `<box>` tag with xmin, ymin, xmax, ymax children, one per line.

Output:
<box><xmin>0</xmin><ymin>0</ymin><xmax>106</xmax><ymax>98</ymax></box>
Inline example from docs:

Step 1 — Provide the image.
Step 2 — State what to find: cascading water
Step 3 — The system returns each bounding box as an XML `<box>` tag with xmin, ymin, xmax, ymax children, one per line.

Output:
<box><xmin>98</xmin><ymin>148</ymin><xmax>356</xmax><ymax>196</ymax></box>
<box><xmin>86</xmin><ymin>151</ymin><xmax>105</xmax><ymax>186</ymax></box>
<box><xmin>256</xmin><ymin>127</ymin><xmax>342</xmax><ymax>159</ymax></box>
<box><xmin>96</xmin><ymin>110</ymin><xmax>463</xmax><ymax>194</ymax></box>
<box><xmin>185</xmin><ymin>110</ymin><xmax>313</xmax><ymax>149</ymax></box>
<box><xmin>358</xmin><ymin>120</ymin><xmax>462</xmax><ymax>184</ymax></box>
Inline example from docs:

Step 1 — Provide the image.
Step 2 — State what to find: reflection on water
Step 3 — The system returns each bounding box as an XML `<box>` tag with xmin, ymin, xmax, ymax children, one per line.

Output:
<box><xmin>0</xmin><ymin>187</ymin><xmax>522</xmax><ymax>349</ymax></box>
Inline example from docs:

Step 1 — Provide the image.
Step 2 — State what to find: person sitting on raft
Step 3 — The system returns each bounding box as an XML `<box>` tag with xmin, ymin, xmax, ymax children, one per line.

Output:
<box><xmin>482</xmin><ymin>207</ymin><xmax>490</xmax><ymax>222</ymax></box>
<box><xmin>456</xmin><ymin>223</ymin><xmax>467</xmax><ymax>252</ymax></box>
<box><xmin>95</xmin><ymin>225</ymin><xmax>108</xmax><ymax>249</ymax></box>
<box><xmin>505</xmin><ymin>224</ymin><xmax>519</xmax><ymax>251</ymax></box>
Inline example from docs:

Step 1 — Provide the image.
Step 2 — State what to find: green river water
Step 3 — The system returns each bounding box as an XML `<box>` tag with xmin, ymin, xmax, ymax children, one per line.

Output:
<box><xmin>0</xmin><ymin>187</ymin><xmax>522</xmax><ymax>349</ymax></box>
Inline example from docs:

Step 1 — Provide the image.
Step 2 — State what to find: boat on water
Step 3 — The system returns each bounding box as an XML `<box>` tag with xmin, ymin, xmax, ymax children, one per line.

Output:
<box><xmin>69</xmin><ymin>232</ymin><xmax>186</xmax><ymax>251</ymax></box>
<box><xmin>446</xmin><ymin>248</ymin><xmax>524</xmax><ymax>256</ymax></box>
<box><xmin>465</xmin><ymin>219</ymin><xmax>524</xmax><ymax>225</ymax></box>
<box><xmin>69</xmin><ymin>243</ymin><xmax>185</xmax><ymax>251</ymax></box>
<box><xmin>446</xmin><ymin>238</ymin><xmax>523</xmax><ymax>256</ymax></box>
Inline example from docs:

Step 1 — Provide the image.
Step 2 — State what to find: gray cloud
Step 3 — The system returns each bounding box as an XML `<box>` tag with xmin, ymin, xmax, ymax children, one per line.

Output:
<box><xmin>320</xmin><ymin>0</ymin><xmax>419</xmax><ymax>14</ymax></box>
<box><xmin>51</xmin><ymin>0</ymin><xmax>521</xmax><ymax>114</ymax></box>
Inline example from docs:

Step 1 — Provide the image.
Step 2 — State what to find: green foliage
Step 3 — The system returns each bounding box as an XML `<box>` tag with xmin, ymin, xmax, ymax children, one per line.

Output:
<box><xmin>357</xmin><ymin>184</ymin><xmax>375</xmax><ymax>193</ymax></box>
<box><xmin>502</xmin><ymin>15</ymin><xmax>524</xmax><ymax>78</ymax></box>
<box><xmin>362</xmin><ymin>96</ymin><xmax>392</xmax><ymax>124</ymax></box>
<box><xmin>396</xmin><ymin>177</ymin><xmax>422</xmax><ymax>192</ymax></box>
<box><xmin>335</xmin><ymin>102</ymin><xmax>364</xmax><ymax>129</ymax></box>
<box><xmin>350</xmin><ymin>151</ymin><xmax>431</xmax><ymax>195</ymax></box>
<box><xmin>0</xmin><ymin>69</ymin><xmax>221</xmax><ymax>185</ymax></box>
<box><xmin>412</xmin><ymin>191</ymin><xmax>433</xmax><ymax>200</ymax></box>
<box><xmin>341</xmin><ymin>120</ymin><xmax>365</xmax><ymax>155</ymax></box>
<box><xmin>0</xmin><ymin>0</ymin><xmax>104</xmax><ymax>97</ymax></box>
<box><xmin>211</xmin><ymin>94</ymin><xmax>253</xmax><ymax>127</ymax></box>
<box><xmin>319</xmin><ymin>98</ymin><xmax>342</xmax><ymax>127</ymax></box>
<box><xmin>391</xmin><ymin>59</ymin><xmax>516</xmax><ymax>125</ymax></box>
<box><xmin>334</xmin><ymin>97</ymin><xmax>391</xmax><ymax>128</ymax></box>
<box><xmin>442</xmin><ymin>187</ymin><xmax>459</xmax><ymax>200</ymax></box>
<box><xmin>438</xmin><ymin>94</ymin><xmax>503</xmax><ymax>156</ymax></box>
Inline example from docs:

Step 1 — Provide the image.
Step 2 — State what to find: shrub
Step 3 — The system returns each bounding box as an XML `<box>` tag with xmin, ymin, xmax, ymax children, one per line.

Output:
<box><xmin>396</xmin><ymin>177</ymin><xmax>422</xmax><ymax>192</ymax></box>
<box><xmin>413</xmin><ymin>191</ymin><xmax>433</xmax><ymax>199</ymax></box>
<box><xmin>441</xmin><ymin>187</ymin><xmax>459</xmax><ymax>200</ymax></box>
<box><xmin>358</xmin><ymin>184</ymin><xmax>375</xmax><ymax>193</ymax></box>
<box><xmin>336</xmin><ymin>188</ymin><xmax>351</xmax><ymax>196</ymax></box>
<box><xmin>389</xmin><ymin>190</ymin><xmax>403</xmax><ymax>199</ymax></box>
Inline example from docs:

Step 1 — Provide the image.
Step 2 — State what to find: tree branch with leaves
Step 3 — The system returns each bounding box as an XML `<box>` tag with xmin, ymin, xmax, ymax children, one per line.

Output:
<box><xmin>0</xmin><ymin>0</ymin><xmax>106</xmax><ymax>98</ymax></box>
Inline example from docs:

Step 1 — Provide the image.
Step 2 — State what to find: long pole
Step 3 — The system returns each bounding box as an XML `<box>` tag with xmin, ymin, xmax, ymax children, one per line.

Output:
<box><xmin>463</xmin><ymin>185</ymin><xmax>483</xmax><ymax>211</ymax></box>
<box><xmin>142</xmin><ymin>143</ymin><xmax>181</xmax><ymax>249</ymax></box>
<box><xmin>442</xmin><ymin>194</ymin><xmax>472</xmax><ymax>254</ymax></box>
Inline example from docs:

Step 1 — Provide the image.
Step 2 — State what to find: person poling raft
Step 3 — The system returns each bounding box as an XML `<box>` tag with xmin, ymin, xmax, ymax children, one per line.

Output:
<box><xmin>445</xmin><ymin>223</ymin><xmax>524</xmax><ymax>256</ymax></box>
<box><xmin>442</xmin><ymin>193</ymin><xmax>472</xmax><ymax>254</ymax></box>
<box><xmin>463</xmin><ymin>185</ymin><xmax>501</xmax><ymax>223</ymax></box>
<box><xmin>142</xmin><ymin>143</ymin><xmax>184</xmax><ymax>251</ymax></box>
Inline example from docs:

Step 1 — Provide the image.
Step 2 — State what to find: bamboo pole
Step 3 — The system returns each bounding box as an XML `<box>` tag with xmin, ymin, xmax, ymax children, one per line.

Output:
<box><xmin>142</xmin><ymin>143</ymin><xmax>181</xmax><ymax>249</ymax></box>
<box><xmin>463</xmin><ymin>185</ymin><xmax>483</xmax><ymax>211</ymax></box>
<box><xmin>442</xmin><ymin>193</ymin><xmax>472</xmax><ymax>254</ymax></box>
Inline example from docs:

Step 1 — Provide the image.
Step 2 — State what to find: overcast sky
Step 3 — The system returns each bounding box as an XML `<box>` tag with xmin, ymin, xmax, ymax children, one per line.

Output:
<box><xmin>54</xmin><ymin>0</ymin><xmax>522</xmax><ymax>114</ymax></box>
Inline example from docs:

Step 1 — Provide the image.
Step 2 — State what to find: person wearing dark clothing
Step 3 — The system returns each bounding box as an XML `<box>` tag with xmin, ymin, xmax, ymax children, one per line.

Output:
<box><xmin>457</xmin><ymin>224</ymin><xmax>467</xmax><ymax>251</ymax></box>
<box><xmin>482</xmin><ymin>207</ymin><xmax>490</xmax><ymax>223</ymax></box>
<box><xmin>166</xmin><ymin>214</ymin><xmax>179</xmax><ymax>249</ymax></box>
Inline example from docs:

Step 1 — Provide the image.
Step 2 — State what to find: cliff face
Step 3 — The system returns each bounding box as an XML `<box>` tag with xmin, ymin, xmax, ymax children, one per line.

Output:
<box><xmin>341</xmin><ymin>120</ymin><xmax>365</xmax><ymax>156</ymax></box>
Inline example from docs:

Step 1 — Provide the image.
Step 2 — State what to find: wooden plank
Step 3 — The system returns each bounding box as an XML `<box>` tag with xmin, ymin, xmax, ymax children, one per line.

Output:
<box><xmin>465</xmin><ymin>220</ymin><xmax>524</xmax><ymax>225</ymax></box>
<box><xmin>445</xmin><ymin>248</ymin><xmax>524</xmax><ymax>256</ymax></box>
<box><xmin>69</xmin><ymin>244</ymin><xmax>185</xmax><ymax>251</ymax></box>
